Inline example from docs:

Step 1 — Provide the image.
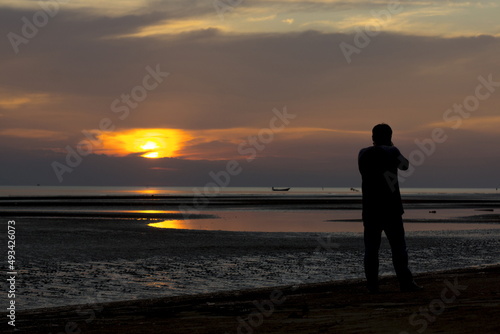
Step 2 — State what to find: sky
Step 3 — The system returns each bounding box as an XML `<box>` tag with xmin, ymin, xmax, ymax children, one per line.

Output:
<box><xmin>1</xmin><ymin>0</ymin><xmax>500</xmax><ymax>188</ymax></box>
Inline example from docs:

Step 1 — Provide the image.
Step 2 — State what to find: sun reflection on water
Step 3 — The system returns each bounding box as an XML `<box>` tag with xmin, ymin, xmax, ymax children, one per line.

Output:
<box><xmin>130</xmin><ymin>210</ymin><xmax>178</xmax><ymax>214</ymax></box>
<box><xmin>147</xmin><ymin>220</ymin><xmax>186</xmax><ymax>229</ymax></box>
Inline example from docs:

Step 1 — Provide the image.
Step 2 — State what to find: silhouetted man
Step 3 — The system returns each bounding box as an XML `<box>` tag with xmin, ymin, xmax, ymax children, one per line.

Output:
<box><xmin>358</xmin><ymin>124</ymin><xmax>421</xmax><ymax>293</ymax></box>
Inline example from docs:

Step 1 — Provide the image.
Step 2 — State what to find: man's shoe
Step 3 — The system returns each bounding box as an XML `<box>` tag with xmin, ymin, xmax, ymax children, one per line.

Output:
<box><xmin>400</xmin><ymin>281</ymin><xmax>423</xmax><ymax>292</ymax></box>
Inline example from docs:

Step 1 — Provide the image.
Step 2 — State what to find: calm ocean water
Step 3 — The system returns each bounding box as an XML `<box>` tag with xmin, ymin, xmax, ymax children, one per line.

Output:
<box><xmin>0</xmin><ymin>186</ymin><xmax>498</xmax><ymax>197</ymax></box>
<box><xmin>2</xmin><ymin>185</ymin><xmax>498</xmax><ymax>233</ymax></box>
<box><xmin>4</xmin><ymin>185</ymin><xmax>499</xmax><ymax>310</ymax></box>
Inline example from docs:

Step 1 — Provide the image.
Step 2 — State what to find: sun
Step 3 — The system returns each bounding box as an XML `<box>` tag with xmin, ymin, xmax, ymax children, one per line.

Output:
<box><xmin>127</xmin><ymin>129</ymin><xmax>187</xmax><ymax>158</ymax></box>
<box><xmin>135</xmin><ymin>136</ymin><xmax>167</xmax><ymax>159</ymax></box>
<box><xmin>140</xmin><ymin>141</ymin><xmax>161</xmax><ymax>158</ymax></box>
<box><xmin>142</xmin><ymin>151</ymin><xmax>160</xmax><ymax>158</ymax></box>
<box><xmin>141</xmin><ymin>141</ymin><xmax>159</xmax><ymax>151</ymax></box>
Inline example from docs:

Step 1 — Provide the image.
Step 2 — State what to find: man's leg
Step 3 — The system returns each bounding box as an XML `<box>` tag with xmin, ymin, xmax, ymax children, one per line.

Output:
<box><xmin>384</xmin><ymin>217</ymin><xmax>415</xmax><ymax>289</ymax></box>
<box><xmin>364</xmin><ymin>223</ymin><xmax>382</xmax><ymax>292</ymax></box>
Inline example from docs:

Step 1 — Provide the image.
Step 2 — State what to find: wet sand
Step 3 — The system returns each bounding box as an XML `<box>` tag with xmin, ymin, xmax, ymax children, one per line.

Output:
<box><xmin>2</xmin><ymin>193</ymin><xmax>499</xmax><ymax>333</ymax></box>
<box><xmin>8</xmin><ymin>265</ymin><xmax>500</xmax><ymax>334</ymax></box>
<box><xmin>8</xmin><ymin>215</ymin><xmax>499</xmax><ymax>311</ymax></box>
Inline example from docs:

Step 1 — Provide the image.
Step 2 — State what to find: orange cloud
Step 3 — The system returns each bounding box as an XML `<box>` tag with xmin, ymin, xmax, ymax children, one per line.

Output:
<box><xmin>0</xmin><ymin>93</ymin><xmax>51</xmax><ymax>109</ymax></box>
<box><xmin>95</xmin><ymin>128</ymin><xmax>192</xmax><ymax>158</ymax></box>
<box><xmin>0</xmin><ymin>128</ymin><xmax>67</xmax><ymax>140</ymax></box>
<box><xmin>94</xmin><ymin>127</ymin><xmax>363</xmax><ymax>161</ymax></box>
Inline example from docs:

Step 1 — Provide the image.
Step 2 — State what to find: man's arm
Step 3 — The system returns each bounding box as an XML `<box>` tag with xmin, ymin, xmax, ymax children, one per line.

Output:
<box><xmin>358</xmin><ymin>148</ymin><xmax>367</xmax><ymax>175</ymax></box>
<box><xmin>387</xmin><ymin>145</ymin><xmax>409</xmax><ymax>170</ymax></box>
<box><xmin>397</xmin><ymin>151</ymin><xmax>409</xmax><ymax>171</ymax></box>
<box><xmin>381</xmin><ymin>145</ymin><xmax>409</xmax><ymax>171</ymax></box>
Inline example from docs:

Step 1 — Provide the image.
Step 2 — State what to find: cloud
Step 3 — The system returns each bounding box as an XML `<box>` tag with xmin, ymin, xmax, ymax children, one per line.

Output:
<box><xmin>0</xmin><ymin>128</ymin><xmax>67</xmax><ymax>140</ymax></box>
<box><xmin>1</xmin><ymin>16</ymin><xmax>499</xmax><ymax>137</ymax></box>
<box><xmin>247</xmin><ymin>14</ymin><xmax>277</xmax><ymax>22</ymax></box>
<box><xmin>0</xmin><ymin>92</ymin><xmax>51</xmax><ymax>109</ymax></box>
<box><xmin>429</xmin><ymin>115</ymin><xmax>500</xmax><ymax>134</ymax></box>
<box><xmin>0</xmin><ymin>5</ymin><xmax>499</xmax><ymax>187</ymax></box>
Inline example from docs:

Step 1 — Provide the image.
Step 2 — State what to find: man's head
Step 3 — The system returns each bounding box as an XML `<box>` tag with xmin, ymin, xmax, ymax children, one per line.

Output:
<box><xmin>372</xmin><ymin>123</ymin><xmax>393</xmax><ymax>146</ymax></box>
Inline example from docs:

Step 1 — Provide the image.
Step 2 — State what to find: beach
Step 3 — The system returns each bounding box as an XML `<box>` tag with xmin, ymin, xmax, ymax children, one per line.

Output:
<box><xmin>1</xmin><ymin>187</ymin><xmax>499</xmax><ymax>333</ymax></box>
<box><xmin>4</xmin><ymin>0</ymin><xmax>500</xmax><ymax>332</ymax></box>
<box><xmin>8</xmin><ymin>265</ymin><xmax>500</xmax><ymax>333</ymax></box>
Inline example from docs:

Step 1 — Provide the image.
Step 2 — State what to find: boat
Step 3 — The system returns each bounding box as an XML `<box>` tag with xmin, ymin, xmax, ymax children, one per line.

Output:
<box><xmin>272</xmin><ymin>187</ymin><xmax>290</xmax><ymax>191</ymax></box>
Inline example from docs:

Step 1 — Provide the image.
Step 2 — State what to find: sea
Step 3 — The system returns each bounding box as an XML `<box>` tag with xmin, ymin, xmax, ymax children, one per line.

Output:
<box><xmin>1</xmin><ymin>185</ymin><xmax>499</xmax><ymax>197</ymax></box>
<box><xmin>1</xmin><ymin>186</ymin><xmax>499</xmax><ymax>310</ymax></box>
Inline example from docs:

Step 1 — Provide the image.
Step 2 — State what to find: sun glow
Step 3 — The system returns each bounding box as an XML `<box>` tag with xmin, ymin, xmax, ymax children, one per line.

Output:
<box><xmin>142</xmin><ymin>152</ymin><xmax>159</xmax><ymax>158</ymax></box>
<box><xmin>141</xmin><ymin>141</ymin><xmax>159</xmax><ymax>151</ymax></box>
<box><xmin>96</xmin><ymin>128</ymin><xmax>190</xmax><ymax>158</ymax></box>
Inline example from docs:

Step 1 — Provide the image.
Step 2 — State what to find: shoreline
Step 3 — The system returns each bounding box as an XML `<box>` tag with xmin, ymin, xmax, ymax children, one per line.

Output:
<box><xmin>1</xmin><ymin>193</ymin><xmax>499</xmax><ymax>211</ymax></box>
<box><xmin>8</xmin><ymin>264</ymin><xmax>500</xmax><ymax>333</ymax></box>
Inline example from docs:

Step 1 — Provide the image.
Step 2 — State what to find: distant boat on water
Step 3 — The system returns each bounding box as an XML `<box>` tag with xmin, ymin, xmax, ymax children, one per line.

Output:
<box><xmin>272</xmin><ymin>187</ymin><xmax>290</xmax><ymax>192</ymax></box>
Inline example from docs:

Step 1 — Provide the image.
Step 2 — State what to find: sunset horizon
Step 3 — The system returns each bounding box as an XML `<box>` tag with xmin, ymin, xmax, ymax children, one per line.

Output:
<box><xmin>3</xmin><ymin>2</ymin><xmax>500</xmax><ymax>332</ymax></box>
<box><xmin>1</xmin><ymin>1</ymin><xmax>499</xmax><ymax>187</ymax></box>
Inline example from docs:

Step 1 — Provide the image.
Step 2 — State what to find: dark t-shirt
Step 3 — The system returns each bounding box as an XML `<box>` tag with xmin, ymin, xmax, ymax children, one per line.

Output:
<box><xmin>358</xmin><ymin>145</ymin><xmax>406</xmax><ymax>219</ymax></box>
